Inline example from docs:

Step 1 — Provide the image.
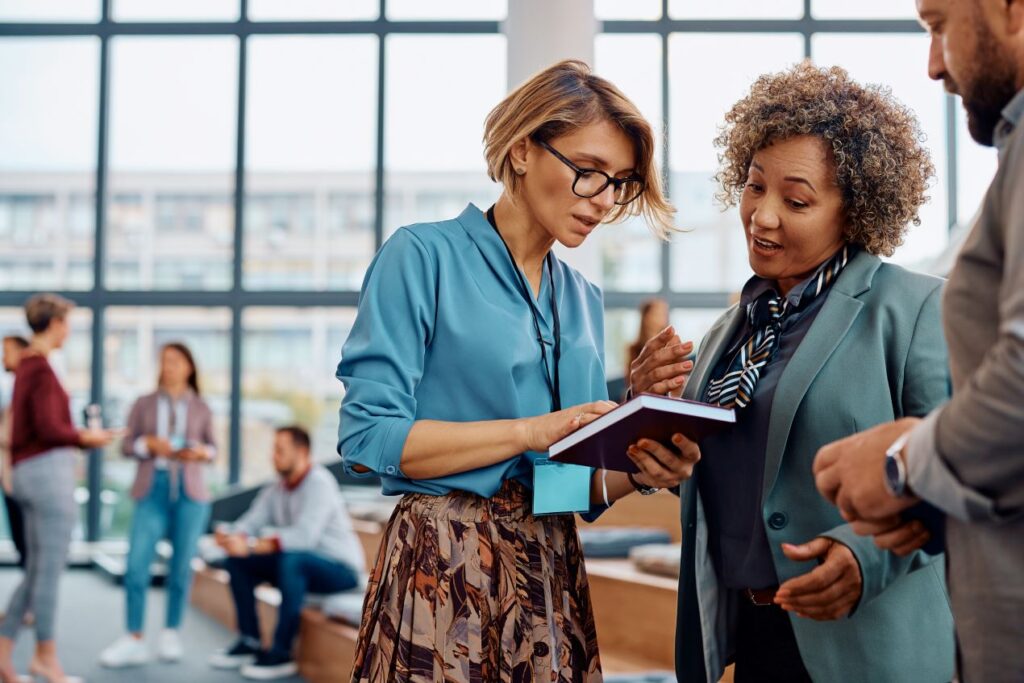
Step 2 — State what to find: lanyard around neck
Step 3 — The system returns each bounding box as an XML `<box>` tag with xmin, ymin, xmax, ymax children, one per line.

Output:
<box><xmin>486</xmin><ymin>206</ymin><xmax>562</xmax><ymax>412</ymax></box>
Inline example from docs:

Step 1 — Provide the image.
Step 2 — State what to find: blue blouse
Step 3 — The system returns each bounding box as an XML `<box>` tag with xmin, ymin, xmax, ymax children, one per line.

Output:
<box><xmin>336</xmin><ymin>203</ymin><xmax>609</xmax><ymax>499</ymax></box>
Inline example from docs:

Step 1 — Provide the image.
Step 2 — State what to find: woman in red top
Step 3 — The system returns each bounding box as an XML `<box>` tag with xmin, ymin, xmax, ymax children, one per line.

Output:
<box><xmin>0</xmin><ymin>294</ymin><xmax>117</xmax><ymax>683</ymax></box>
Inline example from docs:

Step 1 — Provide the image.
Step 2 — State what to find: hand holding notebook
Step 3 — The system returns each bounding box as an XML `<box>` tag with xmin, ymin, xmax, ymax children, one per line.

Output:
<box><xmin>548</xmin><ymin>393</ymin><xmax>735</xmax><ymax>473</ymax></box>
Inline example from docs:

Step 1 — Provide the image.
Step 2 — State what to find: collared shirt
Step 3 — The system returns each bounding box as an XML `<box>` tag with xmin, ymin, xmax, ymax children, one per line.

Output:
<box><xmin>904</xmin><ymin>85</ymin><xmax>1024</xmax><ymax>521</ymax></box>
<box><xmin>337</xmin><ymin>203</ymin><xmax>608</xmax><ymax>500</ymax></box>
<box><xmin>133</xmin><ymin>392</ymin><xmax>190</xmax><ymax>470</ymax></box>
<box><xmin>698</xmin><ymin>250</ymin><xmax>843</xmax><ymax>589</ymax></box>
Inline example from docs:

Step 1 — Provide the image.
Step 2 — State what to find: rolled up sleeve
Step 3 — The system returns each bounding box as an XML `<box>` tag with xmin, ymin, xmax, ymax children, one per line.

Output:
<box><xmin>336</xmin><ymin>229</ymin><xmax>437</xmax><ymax>479</ymax></box>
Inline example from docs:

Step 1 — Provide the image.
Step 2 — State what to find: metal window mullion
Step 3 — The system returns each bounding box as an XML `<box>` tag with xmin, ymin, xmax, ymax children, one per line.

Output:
<box><xmin>659</xmin><ymin>9</ymin><xmax>671</xmax><ymax>296</ymax></box>
<box><xmin>86</xmin><ymin>0</ymin><xmax>112</xmax><ymax>543</ymax></box>
<box><xmin>373</xmin><ymin>7</ymin><xmax>387</xmax><ymax>251</ymax></box>
<box><xmin>228</xmin><ymin>4</ymin><xmax>248</xmax><ymax>485</ymax></box>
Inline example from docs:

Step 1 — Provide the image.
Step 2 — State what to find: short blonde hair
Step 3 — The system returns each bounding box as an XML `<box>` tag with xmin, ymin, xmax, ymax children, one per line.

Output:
<box><xmin>484</xmin><ymin>59</ymin><xmax>675</xmax><ymax>239</ymax></box>
<box><xmin>25</xmin><ymin>293</ymin><xmax>74</xmax><ymax>334</ymax></box>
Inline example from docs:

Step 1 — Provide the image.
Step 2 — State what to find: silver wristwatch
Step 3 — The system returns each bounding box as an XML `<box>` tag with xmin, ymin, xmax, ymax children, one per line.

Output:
<box><xmin>883</xmin><ymin>432</ymin><xmax>911</xmax><ymax>498</ymax></box>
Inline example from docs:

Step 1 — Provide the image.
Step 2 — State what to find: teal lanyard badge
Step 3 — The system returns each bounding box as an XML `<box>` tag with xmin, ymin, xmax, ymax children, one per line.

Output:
<box><xmin>532</xmin><ymin>458</ymin><xmax>591</xmax><ymax>516</ymax></box>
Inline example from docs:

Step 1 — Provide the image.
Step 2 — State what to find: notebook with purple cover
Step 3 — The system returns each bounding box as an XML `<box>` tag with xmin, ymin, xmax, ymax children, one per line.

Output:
<box><xmin>548</xmin><ymin>393</ymin><xmax>736</xmax><ymax>473</ymax></box>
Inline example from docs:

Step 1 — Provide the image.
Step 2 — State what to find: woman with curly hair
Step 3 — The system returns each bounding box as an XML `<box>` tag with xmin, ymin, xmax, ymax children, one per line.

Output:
<box><xmin>628</xmin><ymin>61</ymin><xmax>955</xmax><ymax>681</ymax></box>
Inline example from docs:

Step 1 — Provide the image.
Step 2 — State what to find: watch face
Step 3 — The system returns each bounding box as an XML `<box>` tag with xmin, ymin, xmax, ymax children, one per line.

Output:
<box><xmin>884</xmin><ymin>454</ymin><xmax>903</xmax><ymax>496</ymax></box>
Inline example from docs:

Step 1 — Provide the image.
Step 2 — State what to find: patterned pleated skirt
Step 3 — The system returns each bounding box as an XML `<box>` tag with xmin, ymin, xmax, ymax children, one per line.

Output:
<box><xmin>350</xmin><ymin>479</ymin><xmax>603</xmax><ymax>683</ymax></box>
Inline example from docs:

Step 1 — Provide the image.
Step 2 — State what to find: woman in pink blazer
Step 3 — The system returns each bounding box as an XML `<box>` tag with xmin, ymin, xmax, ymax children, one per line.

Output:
<box><xmin>99</xmin><ymin>342</ymin><xmax>216</xmax><ymax>668</ymax></box>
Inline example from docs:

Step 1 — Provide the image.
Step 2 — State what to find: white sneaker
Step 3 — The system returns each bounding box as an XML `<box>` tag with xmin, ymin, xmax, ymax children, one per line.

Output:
<box><xmin>99</xmin><ymin>634</ymin><xmax>150</xmax><ymax>668</ymax></box>
<box><xmin>158</xmin><ymin>629</ymin><xmax>184</xmax><ymax>662</ymax></box>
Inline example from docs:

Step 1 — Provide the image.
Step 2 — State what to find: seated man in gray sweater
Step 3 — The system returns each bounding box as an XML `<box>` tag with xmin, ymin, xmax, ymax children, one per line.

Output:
<box><xmin>208</xmin><ymin>425</ymin><xmax>365</xmax><ymax>680</ymax></box>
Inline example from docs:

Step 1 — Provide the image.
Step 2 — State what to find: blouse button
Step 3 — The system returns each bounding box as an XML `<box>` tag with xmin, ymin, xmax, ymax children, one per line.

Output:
<box><xmin>385</xmin><ymin>465</ymin><xmax>397</xmax><ymax>475</ymax></box>
<box><xmin>533</xmin><ymin>642</ymin><xmax>549</xmax><ymax>658</ymax></box>
<box><xmin>767</xmin><ymin>512</ymin><xmax>788</xmax><ymax>530</ymax></box>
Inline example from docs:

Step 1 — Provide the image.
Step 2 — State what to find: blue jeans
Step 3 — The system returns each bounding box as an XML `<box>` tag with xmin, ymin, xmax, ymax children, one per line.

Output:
<box><xmin>225</xmin><ymin>551</ymin><xmax>359</xmax><ymax>657</ymax></box>
<box><xmin>124</xmin><ymin>469</ymin><xmax>211</xmax><ymax>633</ymax></box>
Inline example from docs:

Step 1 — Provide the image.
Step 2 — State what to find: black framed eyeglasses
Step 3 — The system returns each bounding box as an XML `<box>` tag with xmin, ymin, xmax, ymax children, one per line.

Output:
<box><xmin>536</xmin><ymin>139</ymin><xmax>646</xmax><ymax>205</ymax></box>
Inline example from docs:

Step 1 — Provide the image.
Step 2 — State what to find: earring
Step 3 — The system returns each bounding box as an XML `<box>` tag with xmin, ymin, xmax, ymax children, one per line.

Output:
<box><xmin>515</xmin><ymin>167</ymin><xmax>525</xmax><ymax>175</ymax></box>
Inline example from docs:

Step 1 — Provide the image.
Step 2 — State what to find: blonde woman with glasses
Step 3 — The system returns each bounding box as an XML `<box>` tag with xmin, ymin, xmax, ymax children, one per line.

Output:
<box><xmin>337</xmin><ymin>60</ymin><xmax>699</xmax><ymax>682</ymax></box>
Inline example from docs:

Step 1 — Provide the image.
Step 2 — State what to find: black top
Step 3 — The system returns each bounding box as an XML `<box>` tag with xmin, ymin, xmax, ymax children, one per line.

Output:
<box><xmin>697</xmin><ymin>266</ymin><xmax>833</xmax><ymax>590</ymax></box>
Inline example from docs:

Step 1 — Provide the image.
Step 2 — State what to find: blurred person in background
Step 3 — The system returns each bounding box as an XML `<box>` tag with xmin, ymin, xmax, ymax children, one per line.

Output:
<box><xmin>208</xmin><ymin>425</ymin><xmax>364</xmax><ymax>680</ymax></box>
<box><xmin>0</xmin><ymin>294</ymin><xmax>118</xmax><ymax>683</ymax></box>
<box><xmin>99</xmin><ymin>342</ymin><xmax>217</xmax><ymax>669</ymax></box>
<box><xmin>624</xmin><ymin>297</ymin><xmax>670</xmax><ymax>391</ymax></box>
<box><xmin>0</xmin><ymin>335</ymin><xmax>29</xmax><ymax>569</ymax></box>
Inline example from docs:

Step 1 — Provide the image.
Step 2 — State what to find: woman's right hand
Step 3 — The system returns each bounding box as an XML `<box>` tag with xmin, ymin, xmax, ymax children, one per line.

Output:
<box><xmin>519</xmin><ymin>400</ymin><xmax>618</xmax><ymax>452</ymax></box>
<box><xmin>627</xmin><ymin>432</ymin><xmax>702</xmax><ymax>489</ymax></box>
<box><xmin>629</xmin><ymin>326</ymin><xmax>694</xmax><ymax>397</ymax></box>
<box><xmin>79</xmin><ymin>428</ymin><xmax>120</xmax><ymax>449</ymax></box>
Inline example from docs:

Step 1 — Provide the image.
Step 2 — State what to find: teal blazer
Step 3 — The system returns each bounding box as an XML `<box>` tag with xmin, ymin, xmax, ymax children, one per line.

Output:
<box><xmin>675</xmin><ymin>250</ymin><xmax>956</xmax><ymax>682</ymax></box>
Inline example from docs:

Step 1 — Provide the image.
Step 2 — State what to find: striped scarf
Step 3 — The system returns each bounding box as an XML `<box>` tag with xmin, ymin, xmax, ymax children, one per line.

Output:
<box><xmin>705</xmin><ymin>245</ymin><xmax>850</xmax><ymax>409</ymax></box>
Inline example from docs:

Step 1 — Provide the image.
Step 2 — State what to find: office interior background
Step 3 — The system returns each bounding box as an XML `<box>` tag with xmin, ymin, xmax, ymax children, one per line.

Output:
<box><xmin>0</xmin><ymin>0</ymin><xmax>999</xmax><ymax>546</ymax></box>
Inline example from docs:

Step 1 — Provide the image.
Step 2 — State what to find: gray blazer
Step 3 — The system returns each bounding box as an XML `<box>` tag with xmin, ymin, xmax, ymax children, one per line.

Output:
<box><xmin>675</xmin><ymin>251</ymin><xmax>955</xmax><ymax>682</ymax></box>
<box><xmin>902</xmin><ymin>86</ymin><xmax>1024</xmax><ymax>682</ymax></box>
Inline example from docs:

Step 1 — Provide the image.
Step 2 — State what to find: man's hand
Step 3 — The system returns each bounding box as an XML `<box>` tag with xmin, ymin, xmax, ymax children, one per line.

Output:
<box><xmin>220</xmin><ymin>533</ymin><xmax>249</xmax><ymax>558</ymax></box>
<box><xmin>628</xmin><ymin>326</ymin><xmax>694</xmax><ymax>397</ymax></box>
<box><xmin>850</xmin><ymin>516</ymin><xmax>931</xmax><ymax>557</ymax></box>
<box><xmin>775</xmin><ymin>538</ymin><xmax>862</xmax><ymax>620</ymax></box>
<box><xmin>813</xmin><ymin>418</ymin><xmax>920</xmax><ymax>522</ymax></box>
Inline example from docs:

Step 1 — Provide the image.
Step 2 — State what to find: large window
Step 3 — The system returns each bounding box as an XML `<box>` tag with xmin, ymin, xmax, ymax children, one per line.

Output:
<box><xmin>244</xmin><ymin>36</ymin><xmax>378</xmax><ymax>290</ymax></box>
<box><xmin>0</xmin><ymin>38</ymin><xmax>98</xmax><ymax>290</ymax></box>
<box><xmin>383</xmin><ymin>34</ymin><xmax>506</xmax><ymax>235</ymax></box>
<box><xmin>106</xmin><ymin>37</ymin><xmax>237</xmax><ymax>290</ymax></box>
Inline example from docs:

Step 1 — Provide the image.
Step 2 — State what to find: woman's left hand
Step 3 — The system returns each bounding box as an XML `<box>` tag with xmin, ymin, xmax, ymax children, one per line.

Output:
<box><xmin>626</xmin><ymin>433</ymin><xmax>701</xmax><ymax>489</ymax></box>
<box><xmin>774</xmin><ymin>537</ymin><xmax>862</xmax><ymax>620</ymax></box>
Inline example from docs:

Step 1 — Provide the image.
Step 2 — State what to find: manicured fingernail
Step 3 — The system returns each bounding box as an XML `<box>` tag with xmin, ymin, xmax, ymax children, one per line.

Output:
<box><xmin>674</xmin><ymin>377</ymin><xmax>684</xmax><ymax>385</ymax></box>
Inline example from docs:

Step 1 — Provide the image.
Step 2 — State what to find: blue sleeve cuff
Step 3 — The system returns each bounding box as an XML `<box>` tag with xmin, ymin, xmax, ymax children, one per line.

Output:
<box><xmin>341</xmin><ymin>416</ymin><xmax>414</xmax><ymax>480</ymax></box>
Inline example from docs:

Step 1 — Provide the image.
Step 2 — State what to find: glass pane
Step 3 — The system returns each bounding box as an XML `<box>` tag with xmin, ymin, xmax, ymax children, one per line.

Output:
<box><xmin>113</xmin><ymin>0</ymin><xmax>239</xmax><ymax>21</ymax></box>
<box><xmin>596</xmin><ymin>0</ymin><xmax>661</xmax><ymax>20</ymax></box>
<box><xmin>956</xmin><ymin>104</ymin><xmax>999</xmax><ymax>230</ymax></box>
<box><xmin>100</xmin><ymin>307</ymin><xmax>231</xmax><ymax>539</ymax></box>
<box><xmin>241</xmin><ymin>307</ymin><xmax>354</xmax><ymax>486</ymax></box>
<box><xmin>248</xmin><ymin>0</ymin><xmax>377</xmax><ymax>21</ymax></box>
<box><xmin>0</xmin><ymin>306</ymin><xmax>92</xmax><ymax>541</ymax></box>
<box><xmin>668</xmin><ymin>33</ymin><xmax>804</xmax><ymax>293</ymax></box>
<box><xmin>669</xmin><ymin>0</ymin><xmax>802</xmax><ymax>19</ymax></box>
<box><xmin>0</xmin><ymin>38</ymin><xmax>98</xmax><ymax>290</ymax></box>
<box><xmin>671</xmin><ymin>307</ymin><xmax>728</xmax><ymax>352</ymax></box>
<box><xmin>604</xmin><ymin>307</ymin><xmax>642</xmax><ymax>385</ymax></box>
<box><xmin>387</xmin><ymin>0</ymin><xmax>505</xmax><ymax>20</ymax></box>
<box><xmin>244</xmin><ymin>36</ymin><xmax>377</xmax><ymax>290</ymax></box>
<box><xmin>383</xmin><ymin>35</ymin><xmax>505</xmax><ymax>236</ymax></box>
<box><xmin>0</xmin><ymin>0</ymin><xmax>99</xmax><ymax>22</ymax></box>
<box><xmin>812</xmin><ymin>34</ymin><xmax>947</xmax><ymax>267</ymax></box>
<box><xmin>107</xmin><ymin>37</ymin><xmax>237</xmax><ymax>290</ymax></box>
<box><xmin>812</xmin><ymin>0</ymin><xmax>916</xmax><ymax>19</ymax></box>
<box><xmin>587</xmin><ymin>34</ymin><xmax>663</xmax><ymax>292</ymax></box>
